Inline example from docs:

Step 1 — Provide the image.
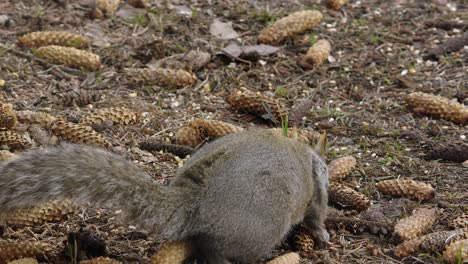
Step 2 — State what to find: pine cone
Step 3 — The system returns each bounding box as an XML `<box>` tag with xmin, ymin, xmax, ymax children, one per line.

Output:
<box><xmin>128</xmin><ymin>0</ymin><xmax>147</xmax><ymax>8</ymax></box>
<box><xmin>7</xmin><ymin>258</ymin><xmax>39</xmax><ymax>264</ymax></box>
<box><xmin>265</xmin><ymin>252</ymin><xmax>300</xmax><ymax>264</ymax></box>
<box><xmin>189</xmin><ymin>119</ymin><xmax>243</xmax><ymax>139</ymax></box>
<box><xmin>443</xmin><ymin>239</ymin><xmax>467</xmax><ymax>264</ymax></box>
<box><xmin>258</xmin><ymin>10</ymin><xmax>323</xmax><ymax>45</ymax></box>
<box><xmin>394</xmin><ymin>238</ymin><xmax>421</xmax><ymax>258</ymax></box>
<box><xmin>51</xmin><ymin>120</ymin><xmax>112</xmax><ymax>148</ymax></box>
<box><xmin>0</xmin><ymin>150</ymin><xmax>16</xmax><ymax>161</ymax></box>
<box><xmin>328</xmin><ymin>182</ymin><xmax>371</xmax><ymax>212</ymax></box>
<box><xmin>303</xmin><ymin>39</ymin><xmax>331</xmax><ymax>66</ymax></box>
<box><xmin>175</xmin><ymin>125</ymin><xmax>202</xmax><ymax>148</ymax></box>
<box><xmin>15</xmin><ymin>111</ymin><xmax>57</xmax><ymax>128</ymax></box>
<box><xmin>425</xmin><ymin>142</ymin><xmax>468</xmax><ymax>163</ymax></box>
<box><xmin>28</xmin><ymin>125</ymin><xmax>55</xmax><ymax>146</ymax></box>
<box><xmin>18</xmin><ymin>31</ymin><xmax>89</xmax><ymax>49</ymax></box>
<box><xmin>58</xmin><ymin>90</ymin><xmax>102</xmax><ymax>107</ymax></box>
<box><xmin>175</xmin><ymin>119</ymin><xmax>243</xmax><ymax>148</ymax></box>
<box><xmin>375</xmin><ymin>179</ymin><xmax>435</xmax><ymax>202</ymax></box>
<box><xmin>293</xmin><ymin>230</ymin><xmax>315</xmax><ymax>258</ymax></box>
<box><xmin>325</xmin><ymin>215</ymin><xmax>393</xmax><ymax>235</ymax></box>
<box><xmin>394</xmin><ymin>208</ymin><xmax>437</xmax><ymax>241</ymax></box>
<box><xmin>0</xmin><ymin>102</ymin><xmax>17</xmax><ymax>130</ymax></box>
<box><xmin>324</xmin><ymin>0</ymin><xmax>351</xmax><ymax>10</ymax></box>
<box><xmin>150</xmin><ymin>50</ymin><xmax>211</xmax><ymax>72</ymax></box>
<box><xmin>125</xmin><ymin>68</ymin><xmax>197</xmax><ymax>88</ymax></box>
<box><xmin>34</xmin><ymin>45</ymin><xmax>101</xmax><ymax>70</ymax></box>
<box><xmin>80</xmin><ymin>107</ymin><xmax>139</xmax><ymax>127</ymax></box>
<box><xmin>406</xmin><ymin>92</ymin><xmax>468</xmax><ymax>125</ymax></box>
<box><xmin>94</xmin><ymin>0</ymin><xmax>121</xmax><ymax>18</ymax></box>
<box><xmin>328</xmin><ymin>156</ymin><xmax>357</xmax><ymax>181</ymax></box>
<box><xmin>227</xmin><ymin>88</ymin><xmax>288</xmax><ymax>123</ymax></box>
<box><xmin>0</xmin><ymin>241</ymin><xmax>56</xmax><ymax>264</ymax></box>
<box><xmin>0</xmin><ymin>131</ymin><xmax>31</xmax><ymax>150</ymax></box>
<box><xmin>79</xmin><ymin>257</ymin><xmax>122</xmax><ymax>264</ymax></box>
<box><xmin>151</xmin><ymin>240</ymin><xmax>192</xmax><ymax>264</ymax></box>
<box><xmin>0</xmin><ymin>199</ymin><xmax>74</xmax><ymax>226</ymax></box>
<box><xmin>420</xmin><ymin>229</ymin><xmax>468</xmax><ymax>253</ymax></box>
<box><xmin>453</xmin><ymin>213</ymin><xmax>468</xmax><ymax>229</ymax></box>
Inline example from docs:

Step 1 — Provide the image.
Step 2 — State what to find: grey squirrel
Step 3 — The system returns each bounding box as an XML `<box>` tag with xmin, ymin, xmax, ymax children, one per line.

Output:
<box><xmin>0</xmin><ymin>128</ymin><xmax>329</xmax><ymax>263</ymax></box>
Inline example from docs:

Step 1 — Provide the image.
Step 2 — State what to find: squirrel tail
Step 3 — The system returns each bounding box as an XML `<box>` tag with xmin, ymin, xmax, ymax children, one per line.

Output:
<box><xmin>0</xmin><ymin>144</ymin><xmax>192</xmax><ymax>239</ymax></box>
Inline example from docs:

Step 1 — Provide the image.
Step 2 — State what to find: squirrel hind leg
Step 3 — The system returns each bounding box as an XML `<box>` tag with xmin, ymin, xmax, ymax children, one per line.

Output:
<box><xmin>189</xmin><ymin>237</ymin><xmax>232</xmax><ymax>264</ymax></box>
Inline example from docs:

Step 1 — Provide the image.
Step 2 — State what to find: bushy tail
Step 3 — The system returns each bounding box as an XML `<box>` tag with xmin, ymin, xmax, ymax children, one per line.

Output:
<box><xmin>0</xmin><ymin>144</ymin><xmax>192</xmax><ymax>239</ymax></box>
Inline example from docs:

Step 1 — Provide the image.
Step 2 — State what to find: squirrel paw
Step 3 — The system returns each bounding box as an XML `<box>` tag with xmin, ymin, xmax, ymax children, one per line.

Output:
<box><xmin>311</xmin><ymin>227</ymin><xmax>330</xmax><ymax>243</ymax></box>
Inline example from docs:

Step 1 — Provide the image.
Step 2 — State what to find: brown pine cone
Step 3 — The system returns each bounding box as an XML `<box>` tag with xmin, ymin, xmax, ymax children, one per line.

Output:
<box><xmin>175</xmin><ymin>119</ymin><xmax>243</xmax><ymax>148</ymax></box>
<box><xmin>375</xmin><ymin>179</ymin><xmax>435</xmax><ymax>202</ymax></box>
<box><xmin>227</xmin><ymin>88</ymin><xmax>288</xmax><ymax>123</ymax></box>
<box><xmin>189</xmin><ymin>119</ymin><xmax>243</xmax><ymax>139</ymax></box>
<box><xmin>34</xmin><ymin>46</ymin><xmax>101</xmax><ymax>70</ymax></box>
<box><xmin>265</xmin><ymin>252</ymin><xmax>300</xmax><ymax>264</ymax></box>
<box><xmin>149</xmin><ymin>50</ymin><xmax>211</xmax><ymax>72</ymax></box>
<box><xmin>128</xmin><ymin>0</ymin><xmax>147</xmax><ymax>8</ymax></box>
<box><xmin>324</xmin><ymin>0</ymin><xmax>351</xmax><ymax>10</ymax></box>
<box><xmin>0</xmin><ymin>199</ymin><xmax>74</xmax><ymax>226</ymax></box>
<box><xmin>394</xmin><ymin>208</ymin><xmax>437</xmax><ymax>241</ymax></box>
<box><xmin>125</xmin><ymin>68</ymin><xmax>197</xmax><ymax>88</ymax></box>
<box><xmin>420</xmin><ymin>229</ymin><xmax>468</xmax><ymax>253</ymax></box>
<box><xmin>94</xmin><ymin>0</ymin><xmax>121</xmax><ymax>18</ymax></box>
<box><xmin>0</xmin><ymin>102</ymin><xmax>18</xmax><ymax>130</ymax></box>
<box><xmin>7</xmin><ymin>258</ymin><xmax>39</xmax><ymax>264</ymax></box>
<box><xmin>15</xmin><ymin>111</ymin><xmax>57</xmax><ymax>129</ymax></box>
<box><xmin>394</xmin><ymin>238</ymin><xmax>421</xmax><ymax>258</ymax></box>
<box><xmin>325</xmin><ymin>215</ymin><xmax>393</xmax><ymax>235</ymax></box>
<box><xmin>453</xmin><ymin>213</ymin><xmax>468</xmax><ymax>229</ymax></box>
<box><xmin>328</xmin><ymin>182</ymin><xmax>371</xmax><ymax>212</ymax></box>
<box><xmin>0</xmin><ymin>150</ymin><xmax>16</xmax><ymax>161</ymax></box>
<box><xmin>151</xmin><ymin>240</ymin><xmax>192</xmax><ymax>264</ymax></box>
<box><xmin>58</xmin><ymin>89</ymin><xmax>102</xmax><ymax>107</ymax></box>
<box><xmin>425</xmin><ymin>142</ymin><xmax>468</xmax><ymax>163</ymax></box>
<box><xmin>50</xmin><ymin>120</ymin><xmax>112</xmax><ymax>148</ymax></box>
<box><xmin>80</xmin><ymin>107</ymin><xmax>138</xmax><ymax>127</ymax></box>
<box><xmin>443</xmin><ymin>239</ymin><xmax>467</xmax><ymax>264</ymax></box>
<box><xmin>175</xmin><ymin>125</ymin><xmax>202</xmax><ymax>148</ymax></box>
<box><xmin>0</xmin><ymin>102</ymin><xmax>17</xmax><ymax>130</ymax></box>
<box><xmin>328</xmin><ymin>156</ymin><xmax>357</xmax><ymax>181</ymax></box>
<box><xmin>406</xmin><ymin>92</ymin><xmax>468</xmax><ymax>125</ymax></box>
<box><xmin>79</xmin><ymin>257</ymin><xmax>122</xmax><ymax>264</ymax></box>
<box><xmin>293</xmin><ymin>228</ymin><xmax>315</xmax><ymax>258</ymax></box>
<box><xmin>18</xmin><ymin>31</ymin><xmax>89</xmax><ymax>49</ymax></box>
<box><xmin>0</xmin><ymin>131</ymin><xmax>31</xmax><ymax>150</ymax></box>
<box><xmin>0</xmin><ymin>240</ymin><xmax>57</xmax><ymax>264</ymax></box>
<box><xmin>303</xmin><ymin>39</ymin><xmax>331</xmax><ymax>67</ymax></box>
<box><xmin>258</xmin><ymin>10</ymin><xmax>323</xmax><ymax>45</ymax></box>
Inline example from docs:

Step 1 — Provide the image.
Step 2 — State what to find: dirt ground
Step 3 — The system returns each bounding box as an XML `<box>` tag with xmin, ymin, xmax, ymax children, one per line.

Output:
<box><xmin>0</xmin><ymin>0</ymin><xmax>467</xmax><ymax>263</ymax></box>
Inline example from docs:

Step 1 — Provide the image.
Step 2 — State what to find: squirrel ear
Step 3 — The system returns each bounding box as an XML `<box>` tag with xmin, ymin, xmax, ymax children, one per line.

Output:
<box><xmin>314</xmin><ymin>131</ymin><xmax>327</xmax><ymax>156</ymax></box>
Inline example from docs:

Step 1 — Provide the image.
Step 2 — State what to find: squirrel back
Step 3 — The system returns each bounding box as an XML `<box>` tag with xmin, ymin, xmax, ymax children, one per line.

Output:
<box><xmin>0</xmin><ymin>128</ymin><xmax>329</xmax><ymax>263</ymax></box>
<box><xmin>173</xmin><ymin>129</ymin><xmax>329</xmax><ymax>263</ymax></box>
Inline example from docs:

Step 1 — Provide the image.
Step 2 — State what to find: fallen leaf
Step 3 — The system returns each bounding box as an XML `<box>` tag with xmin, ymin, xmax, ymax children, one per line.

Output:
<box><xmin>116</xmin><ymin>4</ymin><xmax>146</xmax><ymax>19</ymax></box>
<box><xmin>84</xmin><ymin>22</ymin><xmax>110</xmax><ymax>47</ymax></box>
<box><xmin>220</xmin><ymin>43</ymin><xmax>280</xmax><ymax>60</ymax></box>
<box><xmin>209</xmin><ymin>19</ymin><xmax>239</xmax><ymax>40</ymax></box>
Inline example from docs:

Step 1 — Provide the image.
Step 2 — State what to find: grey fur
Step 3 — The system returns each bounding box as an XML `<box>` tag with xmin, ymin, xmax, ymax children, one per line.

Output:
<box><xmin>0</xmin><ymin>129</ymin><xmax>329</xmax><ymax>264</ymax></box>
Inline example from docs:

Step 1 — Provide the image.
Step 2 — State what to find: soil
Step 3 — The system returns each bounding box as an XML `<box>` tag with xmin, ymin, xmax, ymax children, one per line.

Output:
<box><xmin>0</xmin><ymin>0</ymin><xmax>466</xmax><ymax>263</ymax></box>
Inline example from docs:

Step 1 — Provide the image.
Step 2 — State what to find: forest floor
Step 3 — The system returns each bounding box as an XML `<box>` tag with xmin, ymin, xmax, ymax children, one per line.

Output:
<box><xmin>0</xmin><ymin>0</ymin><xmax>466</xmax><ymax>263</ymax></box>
